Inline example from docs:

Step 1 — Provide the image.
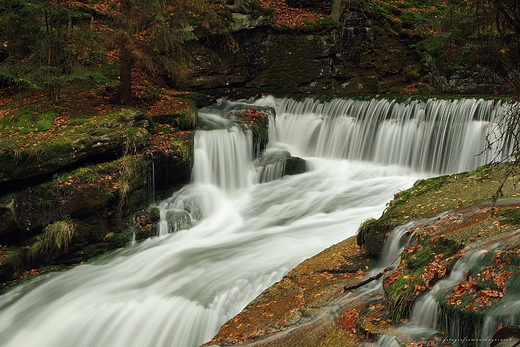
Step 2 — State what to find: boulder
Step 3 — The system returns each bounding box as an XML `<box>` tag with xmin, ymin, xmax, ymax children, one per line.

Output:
<box><xmin>0</xmin><ymin>199</ymin><xmax>19</xmax><ymax>236</ymax></box>
<box><xmin>284</xmin><ymin>156</ymin><xmax>307</xmax><ymax>175</ymax></box>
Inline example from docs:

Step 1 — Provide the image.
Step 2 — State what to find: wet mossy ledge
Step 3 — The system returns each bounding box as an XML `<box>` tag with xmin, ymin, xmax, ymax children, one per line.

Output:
<box><xmin>0</xmin><ymin>96</ymin><xmax>208</xmax><ymax>287</ymax></box>
<box><xmin>357</xmin><ymin>163</ymin><xmax>520</xmax><ymax>256</ymax></box>
<box><xmin>355</xmin><ymin>162</ymin><xmax>520</xmax><ymax>344</ymax></box>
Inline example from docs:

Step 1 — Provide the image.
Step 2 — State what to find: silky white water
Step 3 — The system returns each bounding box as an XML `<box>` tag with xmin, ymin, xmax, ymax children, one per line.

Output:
<box><xmin>0</xmin><ymin>96</ymin><xmax>511</xmax><ymax>347</ymax></box>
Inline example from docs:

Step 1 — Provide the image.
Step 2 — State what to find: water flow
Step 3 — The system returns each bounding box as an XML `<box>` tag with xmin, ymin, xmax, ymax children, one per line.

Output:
<box><xmin>192</xmin><ymin>126</ymin><xmax>254</xmax><ymax>191</ymax></box>
<box><xmin>267</xmin><ymin>97</ymin><xmax>509</xmax><ymax>174</ymax></box>
<box><xmin>0</xmin><ymin>96</ymin><xmax>510</xmax><ymax>347</ymax></box>
<box><xmin>376</xmin><ymin>334</ymin><xmax>401</xmax><ymax>347</ymax></box>
<box><xmin>409</xmin><ymin>251</ymin><xmax>486</xmax><ymax>330</ymax></box>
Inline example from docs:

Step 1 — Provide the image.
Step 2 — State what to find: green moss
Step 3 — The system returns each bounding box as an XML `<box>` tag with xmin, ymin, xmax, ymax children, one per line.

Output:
<box><xmin>356</xmin><ymin>218</ymin><xmax>376</xmax><ymax>247</ymax></box>
<box><xmin>386</xmin><ymin>268</ymin><xmax>425</xmax><ymax>320</ymax></box>
<box><xmin>0</xmin><ymin>108</ymin><xmax>150</xmax><ymax>182</ymax></box>
<box><xmin>171</xmin><ymin>131</ymin><xmax>194</xmax><ymax>165</ymax></box>
<box><xmin>408</xmin><ymin>237</ymin><xmax>460</xmax><ymax>270</ymax></box>
<box><xmin>68</xmin><ymin>118</ymin><xmax>89</xmax><ymax>126</ymax></box>
<box><xmin>300</xmin><ymin>17</ymin><xmax>338</xmax><ymax>32</ymax></box>
<box><xmin>0</xmin><ymin>109</ymin><xmax>58</xmax><ymax>135</ymax></box>
<box><xmin>434</xmin><ymin>249</ymin><xmax>520</xmax><ymax>340</ymax></box>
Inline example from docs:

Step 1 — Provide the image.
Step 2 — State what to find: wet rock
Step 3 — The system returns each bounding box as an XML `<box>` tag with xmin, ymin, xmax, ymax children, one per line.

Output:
<box><xmin>134</xmin><ymin>208</ymin><xmax>161</xmax><ymax>241</ymax></box>
<box><xmin>0</xmin><ymin>199</ymin><xmax>19</xmax><ymax>236</ymax></box>
<box><xmin>284</xmin><ymin>156</ymin><xmax>307</xmax><ymax>176</ymax></box>
<box><xmin>255</xmin><ymin>151</ymin><xmax>308</xmax><ymax>182</ymax></box>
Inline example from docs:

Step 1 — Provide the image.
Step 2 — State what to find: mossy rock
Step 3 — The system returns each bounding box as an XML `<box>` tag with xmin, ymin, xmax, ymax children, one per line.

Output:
<box><xmin>3</xmin><ymin>155</ymin><xmax>149</xmax><ymax>233</ymax></box>
<box><xmin>134</xmin><ymin>208</ymin><xmax>161</xmax><ymax>241</ymax></box>
<box><xmin>384</xmin><ymin>234</ymin><xmax>463</xmax><ymax>320</ymax></box>
<box><xmin>235</xmin><ymin>107</ymin><xmax>273</xmax><ymax>154</ymax></box>
<box><xmin>434</xmin><ymin>248</ymin><xmax>520</xmax><ymax>341</ymax></box>
<box><xmin>26</xmin><ymin>219</ymin><xmax>75</xmax><ymax>263</ymax></box>
<box><xmin>284</xmin><ymin>156</ymin><xmax>307</xmax><ymax>176</ymax></box>
<box><xmin>151</xmin><ymin>98</ymin><xmax>199</xmax><ymax>130</ymax></box>
<box><xmin>0</xmin><ymin>110</ymin><xmax>151</xmax><ymax>183</ymax></box>
<box><xmin>0</xmin><ymin>248</ymin><xmax>24</xmax><ymax>283</ymax></box>
<box><xmin>356</xmin><ymin>218</ymin><xmax>395</xmax><ymax>256</ymax></box>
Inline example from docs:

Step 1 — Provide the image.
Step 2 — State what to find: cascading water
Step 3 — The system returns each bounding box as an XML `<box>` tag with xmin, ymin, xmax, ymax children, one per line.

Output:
<box><xmin>381</xmin><ymin>250</ymin><xmax>488</xmax><ymax>345</ymax></box>
<box><xmin>376</xmin><ymin>246</ymin><xmax>520</xmax><ymax>347</ymax></box>
<box><xmin>269</xmin><ymin>97</ymin><xmax>510</xmax><ymax>174</ymax></box>
<box><xmin>0</xmin><ymin>96</ymin><xmax>513</xmax><ymax>347</ymax></box>
<box><xmin>191</xmin><ymin>126</ymin><xmax>254</xmax><ymax>191</ymax></box>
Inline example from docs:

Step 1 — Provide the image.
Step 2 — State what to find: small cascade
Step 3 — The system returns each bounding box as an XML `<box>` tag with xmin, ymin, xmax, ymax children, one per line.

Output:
<box><xmin>476</xmin><ymin>282</ymin><xmax>520</xmax><ymax>347</ymax></box>
<box><xmin>255</xmin><ymin>160</ymin><xmax>286</xmax><ymax>183</ymax></box>
<box><xmin>192</xmin><ymin>127</ymin><xmax>254</xmax><ymax>191</ymax></box>
<box><xmin>147</xmin><ymin>153</ymin><xmax>156</xmax><ymax>204</ymax></box>
<box><xmin>253</xmin><ymin>149</ymin><xmax>290</xmax><ymax>183</ymax></box>
<box><xmin>376</xmin><ymin>334</ymin><xmax>401</xmax><ymax>347</ymax></box>
<box><xmin>410</xmin><ymin>251</ymin><xmax>486</xmax><ymax>329</ymax></box>
<box><xmin>409</xmin><ymin>295</ymin><xmax>440</xmax><ymax>330</ymax></box>
<box><xmin>378</xmin><ymin>223</ymin><xmax>416</xmax><ymax>267</ymax></box>
<box><xmin>479</xmin><ymin>316</ymin><xmax>520</xmax><ymax>347</ymax></box>
<box><xmin>350</xmin><ymin>223</ymin><xmax>419</xmax><ymax>300</ymax></box>
<box><xmin>270</xmin><ymin>97</ymin><xmax>510</xmax><ymax>174</ymax></box>
<box><xmin>375</xmin><ymin>249</ymin><xmax>494</xmax><ymax>346</ymax></box>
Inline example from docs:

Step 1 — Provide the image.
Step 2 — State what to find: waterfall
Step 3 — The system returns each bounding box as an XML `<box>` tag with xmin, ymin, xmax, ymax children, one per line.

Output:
<box><xmin>263</xmin><ymin>97</ymin><xmax>509</xmax><ymax>174</ymax></box>
<box><xmin>0</xmin><ymin>96</ymin><xmax>515</xmax><ymax>347</ymax></box>
<box><xmin>378</xmin><ymin>222</ymin><xmax>416</xmax><ymax>267</ymax></box>
<box><xmin>376</xmin><ymin>335</ymin><xmax>401</xmax><ymax>347</ymax></box>
<box><xmin>192</xmin><ymin>126</ymin><xmax>254</xmax><ymax>191</ymax></box>
<box><xmin>147</xmin><ymin>153</ymin><xmax>156</xmax><ymax>204</ymax></box>
<box><xmin>253</xmin><ymin>149</ymin><xmax>290</xmax><ymax>184</ymax></box>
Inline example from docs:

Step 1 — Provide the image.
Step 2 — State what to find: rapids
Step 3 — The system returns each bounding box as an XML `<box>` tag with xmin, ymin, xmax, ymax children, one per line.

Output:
<box><xmin>0</xmin><ymin>96</ymin><xmax>510</xmax><ymax>347</ymax></box>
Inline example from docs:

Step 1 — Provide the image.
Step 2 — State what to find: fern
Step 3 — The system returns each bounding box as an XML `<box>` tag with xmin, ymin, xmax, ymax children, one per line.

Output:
<box><xmin>27</xmin><ymin>219</ymin><xmax>75</xmax><ymax>262</ymax></box>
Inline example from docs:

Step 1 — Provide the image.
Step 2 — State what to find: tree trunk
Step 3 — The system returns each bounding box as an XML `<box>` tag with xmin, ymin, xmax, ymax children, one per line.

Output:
<box><xmin>119</xmin><ymin>43</ymin><xmax>133</xmax><ymax>105</ymax></box>
<box><xmin>118</xmin><ymin>0</ymin><xmax>133</xmax><ymax>105</ymax></box>
<box><xmin>331</xmin><ymin>0</ymin><xmax>343</xmax><ymax>23</ymax></box>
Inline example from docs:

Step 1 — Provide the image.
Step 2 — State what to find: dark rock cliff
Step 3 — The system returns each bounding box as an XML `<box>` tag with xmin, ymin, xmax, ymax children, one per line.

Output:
<box><xmin>182</xmin><ymin>2</ymin><xmax>509</xmax><ymax>97</ymax></box>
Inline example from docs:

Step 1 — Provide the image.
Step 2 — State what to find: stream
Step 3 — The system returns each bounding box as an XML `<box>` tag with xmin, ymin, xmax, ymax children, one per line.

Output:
<box><xmin>0</xmin><ymin>96</ymin><xmax>510</xmax><ymax>347</ymax></box>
